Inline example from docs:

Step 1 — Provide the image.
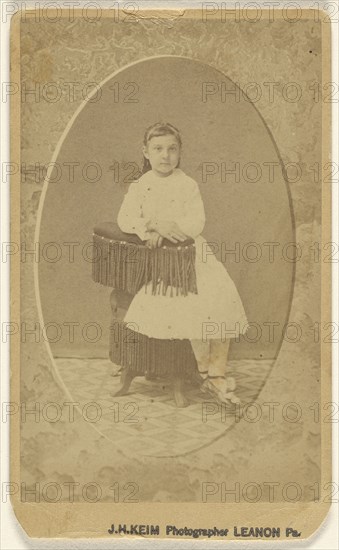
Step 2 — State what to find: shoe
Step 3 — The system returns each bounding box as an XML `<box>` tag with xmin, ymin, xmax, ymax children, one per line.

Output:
<box><xmin>201</xmin><ymin>375</ymin><xmax>241</xmax><ymax>406</ymax></box>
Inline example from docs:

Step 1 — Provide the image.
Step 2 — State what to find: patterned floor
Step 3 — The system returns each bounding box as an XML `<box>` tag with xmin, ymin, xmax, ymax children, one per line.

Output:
<box><xmin>55</xmin><ymin>358</ymin><xmax>273</xmax><ymax>457</ymax></box>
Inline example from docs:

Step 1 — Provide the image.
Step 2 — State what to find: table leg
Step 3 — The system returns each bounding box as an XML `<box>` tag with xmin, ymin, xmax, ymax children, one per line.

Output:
<box><xmin>173</xmin><ymin>376</ymin><xmax>189</xmax><ymax>408</ymax></box>
<box><xmin>111</xmin><ymin>367</ymin><xmax>136</xmax><ymax>397</ymax></box>
<box><xmin>110</xmin><ymin>289</ymin><xmax>136</xmax><ymax>395</ymax></box>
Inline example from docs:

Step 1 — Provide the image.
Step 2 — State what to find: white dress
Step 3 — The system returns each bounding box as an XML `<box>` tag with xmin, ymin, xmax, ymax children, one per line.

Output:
<box><xmin>117</xmin><ymin>168</ymin><xmax>249</xmax><ymax>340</ymax></box>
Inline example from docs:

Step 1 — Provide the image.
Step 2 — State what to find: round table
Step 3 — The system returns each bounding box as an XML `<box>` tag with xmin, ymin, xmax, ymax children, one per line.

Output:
<box><xmin>92</xmin><ymin>222</ymin><xmax>199</xmax><ymax>407</ymax></box>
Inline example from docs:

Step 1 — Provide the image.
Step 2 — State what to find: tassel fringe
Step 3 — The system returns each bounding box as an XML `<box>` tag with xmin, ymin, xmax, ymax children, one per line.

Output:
<box><xmin>109</xmin><ymin>321</ymin><xmax>197</xmax><ymax>377</ymax></box>
<box><xmin>92</xmin><ymin>233</ymin><xmax>197</xmax><ymax>296</ymax></box>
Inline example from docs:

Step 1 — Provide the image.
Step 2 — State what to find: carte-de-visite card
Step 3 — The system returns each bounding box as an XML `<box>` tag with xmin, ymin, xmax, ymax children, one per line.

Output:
<box><xmin>8</xmin><ymin>4</ymin><xmax>334</xmax><ymax>543</ymax></box>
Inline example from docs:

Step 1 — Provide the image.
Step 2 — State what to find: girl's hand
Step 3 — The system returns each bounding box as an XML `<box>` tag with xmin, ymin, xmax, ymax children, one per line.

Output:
<box><xmin>145</xmin><ymin>231</ymin><xmax>163</xmax><ymax>249</ymax></box>
<box><xmin>148</xmin><ymin>220</ymin><xmax>188</xmax><ymax>243</ymax></box>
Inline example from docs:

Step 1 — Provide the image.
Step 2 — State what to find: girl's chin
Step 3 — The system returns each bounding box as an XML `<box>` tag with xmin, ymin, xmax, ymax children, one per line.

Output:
<box><xmin>153</xmin><ymin>167</ymin><xmax>174</xmax><ymax>177</ymax></box>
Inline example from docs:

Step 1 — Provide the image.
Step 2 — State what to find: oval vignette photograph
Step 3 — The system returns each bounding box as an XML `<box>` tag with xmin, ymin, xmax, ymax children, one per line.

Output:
<box><xmin>38</xmin><ymin>56</ymin><xmax>294</xmax><ymax>456</ymax></box>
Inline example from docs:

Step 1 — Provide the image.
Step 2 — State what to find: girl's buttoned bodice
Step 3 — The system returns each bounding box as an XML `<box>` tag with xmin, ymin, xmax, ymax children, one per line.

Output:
<box><xmin>117</xmin><ymin>168</ymin><xmax>205</xmax><ymax>241</ymax></box>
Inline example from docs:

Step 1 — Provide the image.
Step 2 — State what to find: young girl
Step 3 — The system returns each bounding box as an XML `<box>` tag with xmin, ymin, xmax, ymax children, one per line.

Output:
<box><xmin>117</xmin><ymin>122</ymin><xmax>249</xmax><ymax>404</ymax></box>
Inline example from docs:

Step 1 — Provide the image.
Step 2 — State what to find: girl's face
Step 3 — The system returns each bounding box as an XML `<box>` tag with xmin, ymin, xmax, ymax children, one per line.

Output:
<box><xmin>143</xmin><ymin>134</ymin><xmax>180</xmax><ymax>177</ymax></box>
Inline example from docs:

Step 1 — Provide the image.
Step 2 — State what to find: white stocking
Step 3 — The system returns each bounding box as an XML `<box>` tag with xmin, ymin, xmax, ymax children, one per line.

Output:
<box><xmin>190</xmin><ymin>339</ymin><xmax>210</xmax><ymax>378</ymax></box>
<box><xmin>208</xmin><ymin>339</ymin><xmax>231</xmax><ymax>377</ymax></box>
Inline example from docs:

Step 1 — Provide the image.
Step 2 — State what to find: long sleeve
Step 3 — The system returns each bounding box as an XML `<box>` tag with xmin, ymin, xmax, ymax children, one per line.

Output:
<box><xmin>176</xmin><ymin>179</ymin><xmax>206</xmax><ymax>239</ymax></box>
<box><xmin>117</xmin><ymin>181</ymin><xmax>151</xmax><ymax>241</ymax></box>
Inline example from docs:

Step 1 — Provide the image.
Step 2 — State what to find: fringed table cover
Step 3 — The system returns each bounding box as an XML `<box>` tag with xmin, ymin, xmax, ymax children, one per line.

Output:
<box><xmin>92</xmin><ymin>222</ymin><xmax>198</xmax><ymax>378</ymax></box>
<box><xmin>92</xmin><ymin>222</ymin><xmax>197</xmax><ymax>296</ymax></box>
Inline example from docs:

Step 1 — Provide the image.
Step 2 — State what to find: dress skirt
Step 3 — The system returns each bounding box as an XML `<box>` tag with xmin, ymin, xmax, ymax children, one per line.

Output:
<box><xmin>123</xmin><ymin>236</ymin><xmax>249</xmax><ymax>341</ymax></box>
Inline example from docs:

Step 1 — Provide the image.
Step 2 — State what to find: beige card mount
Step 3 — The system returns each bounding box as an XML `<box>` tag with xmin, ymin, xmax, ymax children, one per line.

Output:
<box><xmin>9</xmin><ymin>6</ymin><xmax>333</xmax><ymax>542</ymax></box>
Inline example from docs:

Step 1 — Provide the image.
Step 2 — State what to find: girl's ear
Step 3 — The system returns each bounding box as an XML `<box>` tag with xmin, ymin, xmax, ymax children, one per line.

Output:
<box><xmin>142</xmin><ymin>145</ymin><xmax>149</xmax><ymax>160</ymax></box>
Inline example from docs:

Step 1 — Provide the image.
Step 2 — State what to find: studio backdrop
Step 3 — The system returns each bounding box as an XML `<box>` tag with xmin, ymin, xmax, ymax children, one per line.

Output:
<box><xmin>37</xmin><ymin>56</ymin><xmax>294</xmax><ymax>360</ymax></box>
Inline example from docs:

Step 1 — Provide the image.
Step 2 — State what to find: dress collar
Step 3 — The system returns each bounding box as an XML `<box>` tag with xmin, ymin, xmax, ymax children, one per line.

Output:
<box><xmin>140</xmin><ymin>168</ymin><xmax>183</xmax><ymax>184</ymax></box>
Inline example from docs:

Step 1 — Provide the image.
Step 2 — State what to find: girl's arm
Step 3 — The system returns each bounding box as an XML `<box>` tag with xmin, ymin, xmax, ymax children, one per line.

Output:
<box><xmin>117</xmin><ymin>181</ymin><xmax>151</xmax><ymax>241</ymax></box>
<box><xmin>176</xmin><ymin>179</ymin><xmax>206</xmax><ymax>238</ymax></box>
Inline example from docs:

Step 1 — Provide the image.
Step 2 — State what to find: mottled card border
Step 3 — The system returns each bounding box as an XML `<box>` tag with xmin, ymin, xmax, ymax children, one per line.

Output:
<box><xmin>10</xmin><ymin>7</ymin><xmax>332</xmax><ymax>541</ymax></box>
